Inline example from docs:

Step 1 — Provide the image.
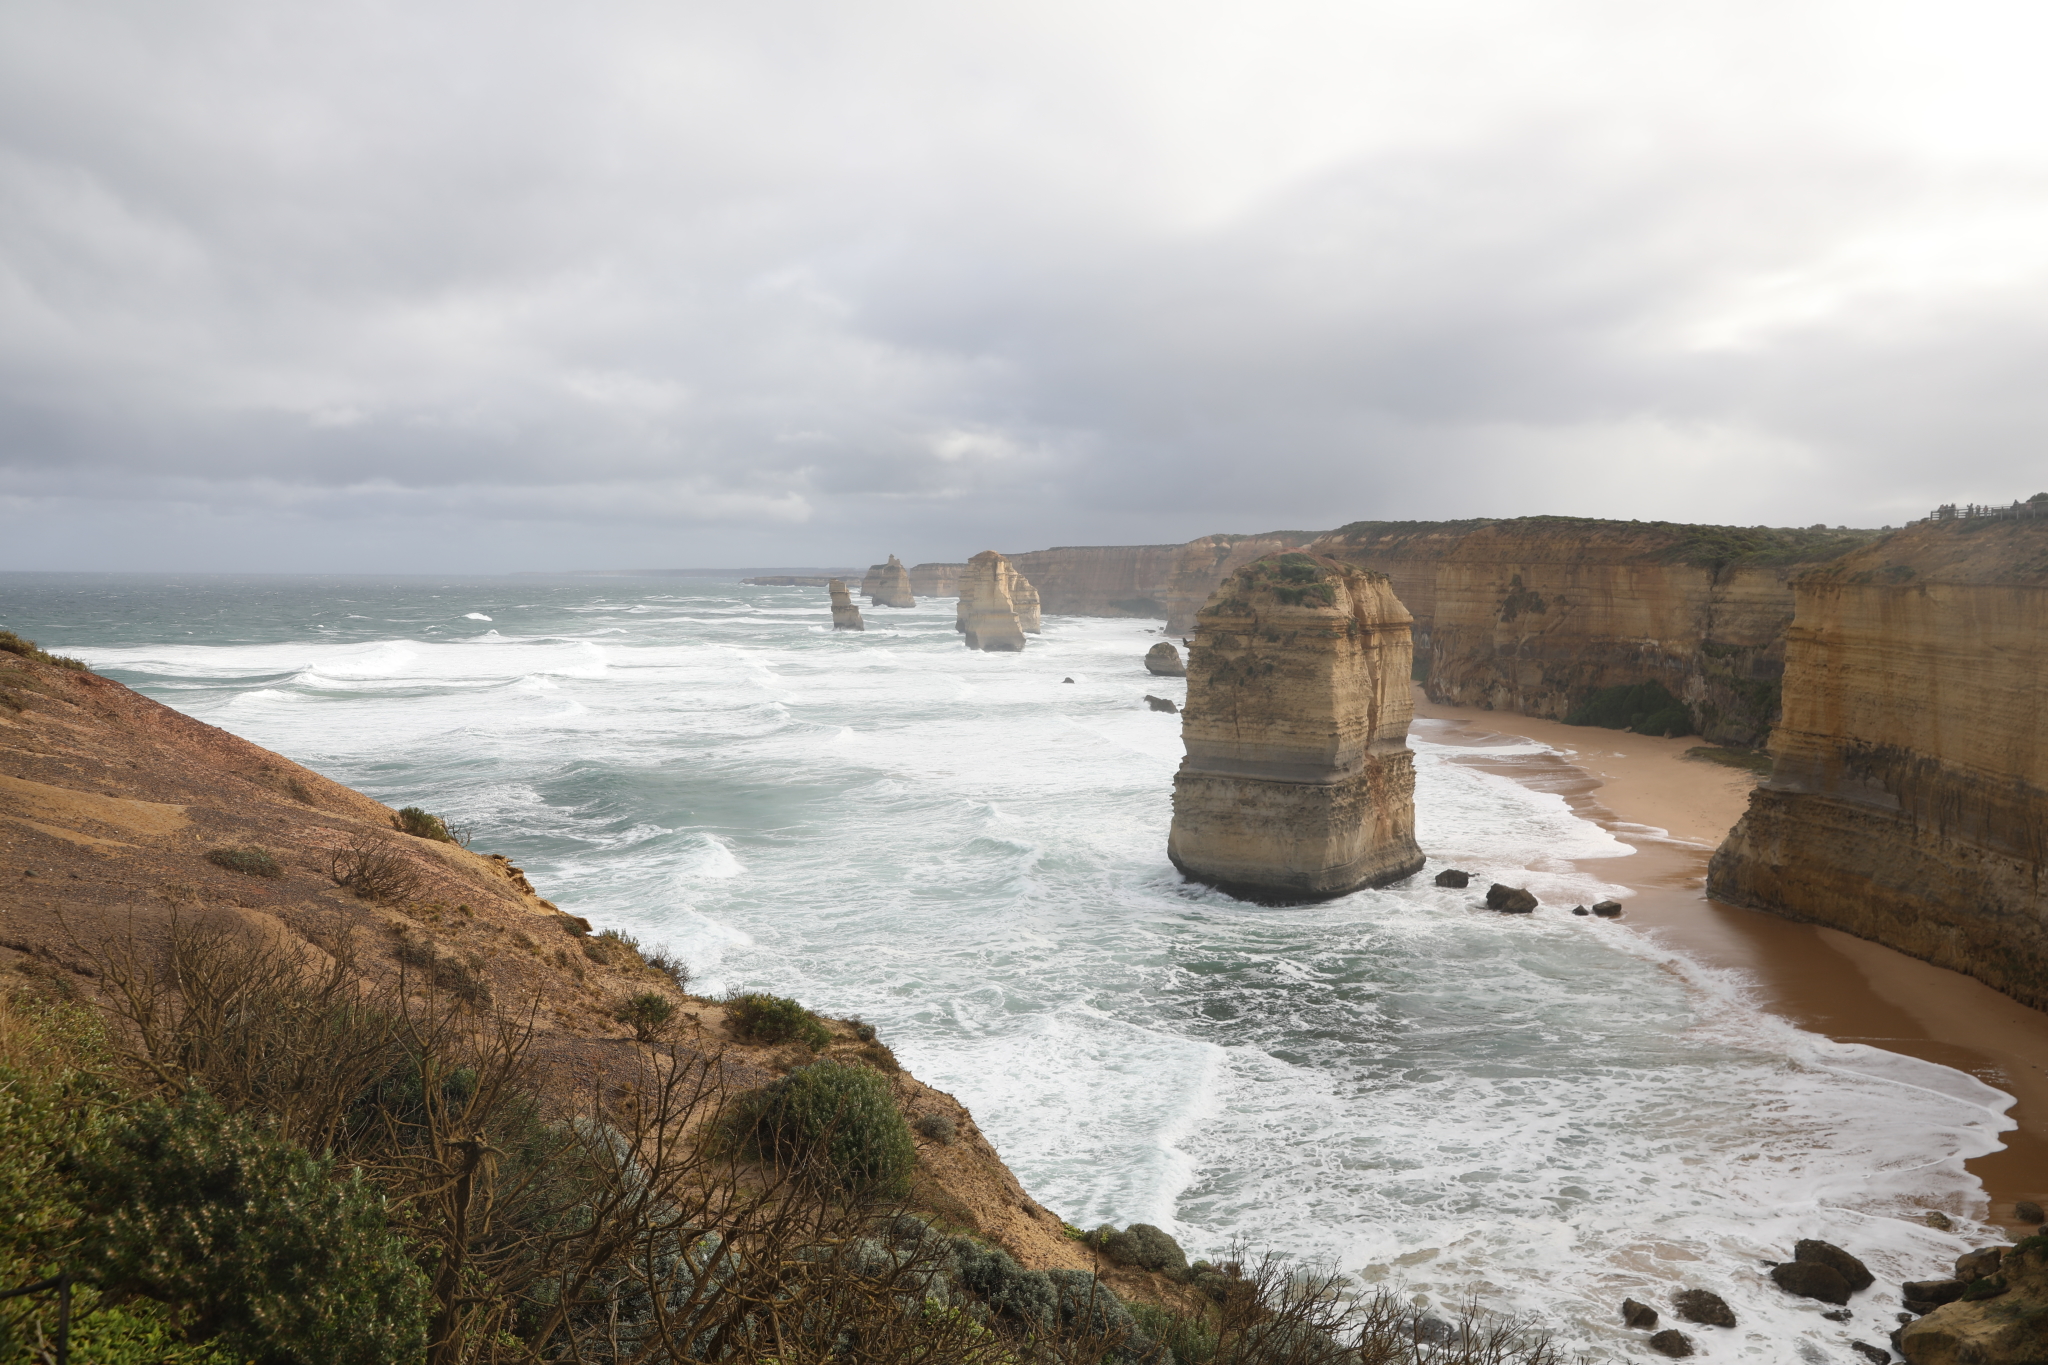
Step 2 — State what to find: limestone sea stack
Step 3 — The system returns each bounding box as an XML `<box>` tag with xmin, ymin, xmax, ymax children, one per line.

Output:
<box><xmin>828</xmin><ymin>578</ymin><xmax>866</xmax><ymax>631</ymax></box>
<box><xmin>957</xmin><ymin>551</ymin><xmax>1028</xmax><ymax>652</ymax></box>
<box><xmin>1145</xmin><ymin>642</ymin><xmax>1186</xmax><ymax>676</ymax></box>
<box><xmin>868</xmin><ymin>554</ymin><xmax>916</xmax><ymax>608</ymax></box>
<box><xmin>1168</xmin><ymin>553</ymin><xmax>1425</xmax><ymax>901</ymax></box>
<box><xmin>1709</xmin><ymin>512</ymin><xmax>2048</xmax><ymax>1007</ymax></box>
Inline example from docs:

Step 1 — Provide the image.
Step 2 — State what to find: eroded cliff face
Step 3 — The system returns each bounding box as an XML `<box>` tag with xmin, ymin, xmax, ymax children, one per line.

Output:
<box><xmin>909</xmin><ymin>562</ymin><xmax>965</xmax><ymax>597</ymax></box>
<box><xmin>829</xmin><ymin>578</ymin><xmax>865</xmax><ymax>630</ymax></box>
<box><xmin>1167</xmin><ymin>553</ymin><xmax>1424</xmax><ymax>902</ymax></box>
<box><xmin>867</xmin><ymin>555</ymin><xmax>916</xmax><ymax>608</ymax></box>
<box><xmin>1311</xmin><ymin>519</ymin><xmax>1877</xmax><ymax>747</ymax></box>
<box><xmin>1155</xmin><ymin>536</ymin><xmax>1312</xmax><ymax>634</ymax></box>
<box><xmin>957</xmin><ymin>551</ymin><xmax>1028</xmax><ymax>652</ymax></box>
<box><xmin>1709</xmin><ymin>517</ymin><xmax>2048</xmax><ymax>1007</ymax></box>
<box><xmin>1003</xmin><ymin>545</ymin><xmax>1183</xmax><ymax>618</ymax></box>
<box><xmin>1011</xmin><ymin>576</ymin><xmax>1043</xmax><ymax>634</ymax></box>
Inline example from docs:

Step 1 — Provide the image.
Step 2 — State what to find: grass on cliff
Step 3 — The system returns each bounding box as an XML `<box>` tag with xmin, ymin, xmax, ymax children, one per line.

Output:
<box><xmin>0</xmin><ymin>630</ymin><xmax>90</xmax><ymax>673</ymax></box>
<box><xmin>1320</xmin><ymin>516</ymin><xmax>1882</xmax><ymax>570</ymax></box>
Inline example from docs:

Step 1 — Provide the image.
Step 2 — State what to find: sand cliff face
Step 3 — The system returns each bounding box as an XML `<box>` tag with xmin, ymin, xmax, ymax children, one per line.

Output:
<box><xmin>828</xmin><ymin>578</ymin><xmax>866</xmax><ymax>630</ymax></box>
<box><xmin>1311</xmin><ymin>519</ymin><xmax>1877</xmax><ymax>748</ymax></box>
<box><xmin>995</xmin><ymin>536</ymin><xmax>1309</xmax><ymax>632</ymax></box>
<box><xmin>867</xmin><ymin>555</ymin><xmax>916</xmax><ymax>608</ymax></box>
<box><xmin>957</xmin><ymin>552</ymin><xmax>1028</xmax><ymax>652</ymax></box>
<box><xmin>1708</xmin><ymin>516</ymin><xmax>2048</xmax><ymax>1007</ymax></box>
<box><xmin>1167</xmin><ymin>554</ymin><xmax>1424</xmax><ymax>901</ymax></box>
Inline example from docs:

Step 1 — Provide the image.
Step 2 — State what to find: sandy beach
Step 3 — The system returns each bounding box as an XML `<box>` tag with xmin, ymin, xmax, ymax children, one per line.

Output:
<box><xmin>1413</xmin><ymin>689</ymin><xmax>2048</xmax><ymax>1230</ymax></box>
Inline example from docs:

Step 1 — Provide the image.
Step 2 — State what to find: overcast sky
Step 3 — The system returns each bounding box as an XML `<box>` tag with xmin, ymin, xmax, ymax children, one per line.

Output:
<box><xmin>4</xmin><ymin>0</ymin><xmax>2047</xmax><ymax>571</ymax></box>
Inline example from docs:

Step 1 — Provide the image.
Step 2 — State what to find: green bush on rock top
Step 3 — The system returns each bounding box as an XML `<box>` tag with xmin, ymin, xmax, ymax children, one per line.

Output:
<box><xmin>724</xmin><ymin>992</ymin><xmax>831</xmax><ymax>1050</ymax></box>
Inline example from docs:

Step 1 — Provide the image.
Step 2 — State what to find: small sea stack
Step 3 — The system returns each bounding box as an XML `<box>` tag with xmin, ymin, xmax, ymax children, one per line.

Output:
<box><xmin>867</xmin><ymin>554</ymin><xmax>916</xmax><ymax>608</ymax></box>
<box><xmin>957</xmin><ymin>551</ymin><xmax>1028</xmax><ymax>651</ymax></box>
<box><xmin>828</xmin><ymin>578</ymin><xmax>865</xmax><ymax>631</ymax></box>
<box><xmin>1145</xmin><ymin>642</ymin><xmax>1186</xmax><ymax>676</ymax></box>
<box><xmin>1167</xmin><ymin>552</ymin><xmax>1425</xmax><ymax>902</ymax></box>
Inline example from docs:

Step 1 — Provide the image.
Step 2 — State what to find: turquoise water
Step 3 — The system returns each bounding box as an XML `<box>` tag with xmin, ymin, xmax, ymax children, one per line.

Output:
<box><xmin>0</xmin><ymin>571</ymin><xmax>2008</xmax><ymax>1359</ymax></box>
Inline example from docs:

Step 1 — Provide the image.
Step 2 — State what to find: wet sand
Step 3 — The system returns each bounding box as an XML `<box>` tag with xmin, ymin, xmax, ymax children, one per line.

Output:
<box><xmin>1413</xmin><ymin>690</ymin><xmax>2048</xmax><ymax>1229</ymax></box>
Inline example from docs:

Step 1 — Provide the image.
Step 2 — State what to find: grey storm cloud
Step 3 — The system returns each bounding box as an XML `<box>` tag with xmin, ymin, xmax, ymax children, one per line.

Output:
<box><xmin>4</xmin><ymin>0</ymin><xmax>2048</xmax><ymax>570</ymax></box>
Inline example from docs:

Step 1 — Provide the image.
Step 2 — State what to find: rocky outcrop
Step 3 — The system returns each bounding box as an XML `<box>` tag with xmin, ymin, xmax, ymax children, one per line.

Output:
<box><xmin>829</xmin><ymin>578</ymin><xmax>865</xmax><ymax>631</ymax></box>
<box><xmin>1144</xmin><ymin>643</ymin><xmax>1186</xmax><ymax>676</ymax></box>
<box><xmin>1311</xmin><ymin>518</ymin><xmax>1880</xmax><ymax>748</ymax></box>
<box><xmin>1900</xmin><ymin>1235</ymin><xmax>2048</xmax><ymax>1364</ymax></box>
<box><xmin>867</xmin><ymin>555</ymin><xmax>916</xmax><ymax>608</ymax></box>
<box><xmin>957</xmin><ymin>552</ymin><xmax>1028</xmax><ymax>652</ymax></box>
<box><xmin>1709</xmin><ymin>516</ymin><xmax>2048</xmax><ymax>1008</ymax></box>
<box><xmin>1155</xmin><ymin>535</ymin><xmax>1311</xmax><ymax>633</ymax></box>
<box><xmin>1167</xmin><ymin>553</ymin><xmax>1425</xmax><ymax>901</ymax></box>
<box><xmin>909</xmin><ymin>562</ymin><xmax>966</xmax><ymax>597</ymax></box>
<box><xmin>1011</xmin><ymin>575</ymin><xmax>1042</xmax><ymax>633</ymax></box>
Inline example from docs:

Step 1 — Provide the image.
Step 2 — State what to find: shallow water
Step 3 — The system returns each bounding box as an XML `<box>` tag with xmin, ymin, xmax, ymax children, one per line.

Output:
<box><xmin>2</xmin><ymin>572</ymin><xmax>2008</xmax><ymax>1360</ymax></box>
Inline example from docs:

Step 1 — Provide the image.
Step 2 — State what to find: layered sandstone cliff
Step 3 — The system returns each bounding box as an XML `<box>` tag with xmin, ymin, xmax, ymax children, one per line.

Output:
<box><xmin>1011</xmin><ymin>576</ymin><xmax>1042</xmax><ymax>634</ymax></box>
<box><xmin>957</xmin><ymin>552</ymin><xmax>1028</xmax><ymax>652</ymax></box>
<box><xmin>1708</xmin><ymin>516</ymin><xmax>2048</xmax><ymax>1007</ymax></box>
<box><xmin>909</xmin><ymin>562</ymin><xmax>965</xmax><ymax>597</ymax></box>
<box><xmin>867</xmin><ymin>555</ymin><xmax>916</xmax><ymax>608</ymax></box>
<box><xmin>829</xmin><ymin>578</ymin><xmax>865</xmax><ymax>631</ymax></box>
<box><xmin>1167</xmin><ymin>553</ymin><xmax>1424</xmax><ymax>901</ymax></box>
<box><xmin>998</xmin><ymin>537</ymin><xmax>1311</xmax><ymax>632</ymax></box>
<box><xmin>1312</xmin><ymin>519</ymin><xmax>1878</xmax><ymax>747</ymax></box>
<box><xmin>1144</xmin><ymin>643</ymin><xmax>1186</xmax><ymax>677</ymax></box>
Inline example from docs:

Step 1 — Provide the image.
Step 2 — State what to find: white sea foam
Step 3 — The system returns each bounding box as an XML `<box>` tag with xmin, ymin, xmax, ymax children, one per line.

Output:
<box><xmin>78</xmin><ymin>586</ymin><xmax>2007</xmax><ymax>1362</ymax></box>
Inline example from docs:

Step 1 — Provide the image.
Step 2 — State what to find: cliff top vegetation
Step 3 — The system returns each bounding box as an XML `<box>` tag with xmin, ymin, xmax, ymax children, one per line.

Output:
<box><xmin>1318</xmin><ymin>516</ymin><xmax>1882</xmax><ymax>569</ymax></box>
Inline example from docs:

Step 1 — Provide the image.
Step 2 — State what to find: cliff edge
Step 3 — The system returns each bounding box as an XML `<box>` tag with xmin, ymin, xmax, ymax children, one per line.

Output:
<box><xmin>1708</xmin><ymin>516</ymin><xmax>2048</xmax><ymax>1008</ymax></box>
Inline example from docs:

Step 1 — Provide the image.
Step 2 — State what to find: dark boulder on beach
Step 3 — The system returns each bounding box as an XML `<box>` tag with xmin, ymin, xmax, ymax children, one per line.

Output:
<box><xmin>1796</xmin><ymin>1238</ymin><xmax>1874</xmax><ymax>1291</ymax></box>
<box><xmin>1772</xmin><ymin>1260</ymin><xmax>1852</xmax><ymax>1304</ymax></box>
<box><xmin>1434</xmin><ymin>869</ymin><xmax>1471</xmax><ymax>888</ymax></box>
<box><xmin>1572</xmin><ymin>905</ymin><xmax>1589</xmax><ymax>916</ymax></box>
<box><xmin>1673</xmin><ymin>1288</ymin><xmax>1736</xmax><ymax>1328</ymax></box>
<box><xmin>1647</xmin><ymin>1328</ymin><xmax>1694</xmax><ymax>1357</ymax></box>
<box><xmin>1904</xmin><ymin>1278</ymin><xmax>1966</xmax><ymax>1312</ymax></box>
<box><xmin>1847</xmin><ymin>1342</ymin><xmax>1887</xmax><ymax>1364</ymax></box>
<box><xmin>1062</xmin><ymin>677</ymin><xmax>1075</xmax><ymax>683</ymax></box>
<box><xmin>1485</xmin><ymin>883</ymin><xmax>1537</xmax><ymax>912</ymax></box>
<box><xmin>2019</xmin><ymin>1200</ymin><xmax>2045</xmax><ymax>1223</ymax></box>
<box><xmin>1621</xmin><ymin>1298</ymin><xmax>1659</xmax><ymax>1329</ymax></box>
<box><xmin>1592</xmin><ymin>900</ymin><xmax>1623</xmax><ymax>917</ymax></box>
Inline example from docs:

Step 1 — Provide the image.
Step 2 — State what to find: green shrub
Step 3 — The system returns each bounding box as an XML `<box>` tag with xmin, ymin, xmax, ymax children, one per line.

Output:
<box><xmin>913</xmin><ymin>1113</ymin><xmax>955</xmax><ymax>1145</ymax></box>
<box><xmin>391</xmin><ymin>807</ymin><xmax>454</xmax><ymax>842</ymax></box>
<box><xmin>67</xmin><ymin>1089</ymin><xmax>429</xmax><ymax>1365</ymax></box>
<box><xmin>743</xmin><ymin>1061</ymin><xmax>916</xmax><ymax>1196</ymax></box>
<box><xmin>1564</xmin><ymin>681</ymin><xmax>1694</xmax><ymax>737</ymax></box>
<box><xmin>0</xmin><ymin>630</ymin><xmax>90</xmax><ymax>672</ymax></box>
<box><xmin>724</xmin><ymin>992</ymin><xmax>831</xmax><ymax>1051</ymax></box>
<box><xmin>614</xmin><ymin>992</ymin><xmax>677</xmax><ymax>1043</ymax></box>
<box><xmin>206</xmin><ymin>847</ymin><xmax>283</xmax><ymax>878</ymax></box>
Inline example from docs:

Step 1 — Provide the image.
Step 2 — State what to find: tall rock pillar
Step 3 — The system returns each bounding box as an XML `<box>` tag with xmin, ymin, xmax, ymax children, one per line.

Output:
<box><xmin>957</xmin><ymin>551</ymin><xmax>1028</xmax><ymax>652</ymax></box>
<box><xmin>1168</xmin><ymin>553</ymin><xmax>1424</xmax><ymax>901</ymax></box>
<box><xmin>828</xmin><ymin>579</ymin><xmax>866</xmax><ymax>631</ymax></box>
<box><xmin>868</xmin><ymin>555</ymin><xmax>916</xmax><ymax>608</ymax></box>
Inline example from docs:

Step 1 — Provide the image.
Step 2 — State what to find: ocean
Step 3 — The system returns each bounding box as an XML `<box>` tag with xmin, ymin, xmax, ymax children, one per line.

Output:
<box><xmin>1</xmin><ymin>571</ymin><xmax>2008</xmax><ymax>1361</ymax></box>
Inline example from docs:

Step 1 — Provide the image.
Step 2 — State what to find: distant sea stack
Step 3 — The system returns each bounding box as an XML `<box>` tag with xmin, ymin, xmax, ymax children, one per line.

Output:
<box><xmin>1144</xmin><ymin>642</ymin><xmax>1186</xmax><ymax>676</ymax></box>
<box><xmin>867</xmin><ymin>555</ymin><xmax>916</xmax><ymax>608</ymax></box>
<box><xmin>828</xmin><ymin>578</ymin><xmax>866</xmax><ymax>631</ymax></box>
<box><xmin>1709</xmin><ymin>509</ymin><xmax>2048</xmax><ymax>1007</ymax></box>
<box><xmin>957</xmin><ymin>551</ymin><xmax>1029</xmax><ymax>652</ymax></box>
<box><xmin>1168</xmin><ymin>553</ymin><xmax>1425</xmax><ymax>902</ymax></box>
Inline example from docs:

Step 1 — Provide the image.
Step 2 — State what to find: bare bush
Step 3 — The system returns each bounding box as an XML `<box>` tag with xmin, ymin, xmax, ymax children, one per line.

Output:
<box><xmin>643</xmin><ymin>944</ymin><xmax>692</xmax><ymax>993</ymax></box>
<box><xmin>331</xmin><ymin>831</ymin><xmax>427</xmax><ymax>903</ymax></box>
